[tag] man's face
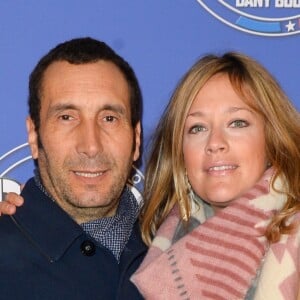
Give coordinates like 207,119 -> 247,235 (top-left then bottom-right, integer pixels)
27,60 -> 141,223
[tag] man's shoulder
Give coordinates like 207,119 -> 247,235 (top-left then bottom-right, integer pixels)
0,177 -> 42,246
0,214 -> 17,233
0,214 -> 29,259
0,177 -> 83,253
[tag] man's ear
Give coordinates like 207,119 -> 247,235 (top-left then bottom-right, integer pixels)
133,122 -> 141,162
26,117 -> 39,159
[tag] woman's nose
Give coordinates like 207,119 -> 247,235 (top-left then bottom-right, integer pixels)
205,128 -> 228,154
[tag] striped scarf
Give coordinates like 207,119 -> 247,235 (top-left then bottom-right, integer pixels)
132,168 -> 300,299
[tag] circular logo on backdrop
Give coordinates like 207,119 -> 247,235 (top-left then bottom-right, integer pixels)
128,165 -> 145,206
0,143 -> 31,201
196,0 -> 300,36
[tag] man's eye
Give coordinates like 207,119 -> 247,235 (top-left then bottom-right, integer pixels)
104,116 -> 116,122
189,125 -> 207,134
230,120 -> 248,128
59,115 -> 73,121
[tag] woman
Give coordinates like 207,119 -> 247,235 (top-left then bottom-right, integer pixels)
1,52 -> 300,299
131,52 -> 300,299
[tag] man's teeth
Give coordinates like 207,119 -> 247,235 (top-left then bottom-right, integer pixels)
75,172 -> 103,178
209,165 -> 236,171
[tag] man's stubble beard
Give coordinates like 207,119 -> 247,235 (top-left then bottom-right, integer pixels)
36,140 -> 133,222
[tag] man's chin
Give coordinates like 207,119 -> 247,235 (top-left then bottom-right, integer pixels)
67,196 -> 110,208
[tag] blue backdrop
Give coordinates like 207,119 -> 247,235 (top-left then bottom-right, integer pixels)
0,1 -> 299,189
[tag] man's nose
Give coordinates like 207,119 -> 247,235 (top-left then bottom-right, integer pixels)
76,119 -> 103,158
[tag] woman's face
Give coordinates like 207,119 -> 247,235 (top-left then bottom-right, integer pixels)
183,74 -> 267,211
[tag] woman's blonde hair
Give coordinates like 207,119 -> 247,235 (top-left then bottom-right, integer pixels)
141,52 -> 300,245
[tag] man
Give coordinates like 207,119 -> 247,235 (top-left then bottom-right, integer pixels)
0,37 -> 147,299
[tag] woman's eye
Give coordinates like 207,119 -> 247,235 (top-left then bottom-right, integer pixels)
230,120 -> 248,128
189,125 -> 207,134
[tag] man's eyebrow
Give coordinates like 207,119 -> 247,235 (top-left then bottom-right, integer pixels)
47,103 -> 126,115
47,103 -> 78,116
101,104 -> 126,115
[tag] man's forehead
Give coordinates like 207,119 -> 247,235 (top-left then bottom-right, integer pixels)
42,60 -> 126,83
39,60 -> 131,116
41,60 -> 129,97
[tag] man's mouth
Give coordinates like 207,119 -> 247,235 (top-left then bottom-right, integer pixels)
74,171 -> 104,178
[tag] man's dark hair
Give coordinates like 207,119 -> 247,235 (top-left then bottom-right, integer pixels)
29,37 -> 142,131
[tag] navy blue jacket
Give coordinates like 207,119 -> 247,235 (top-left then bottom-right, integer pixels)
0,178 -> 147,299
